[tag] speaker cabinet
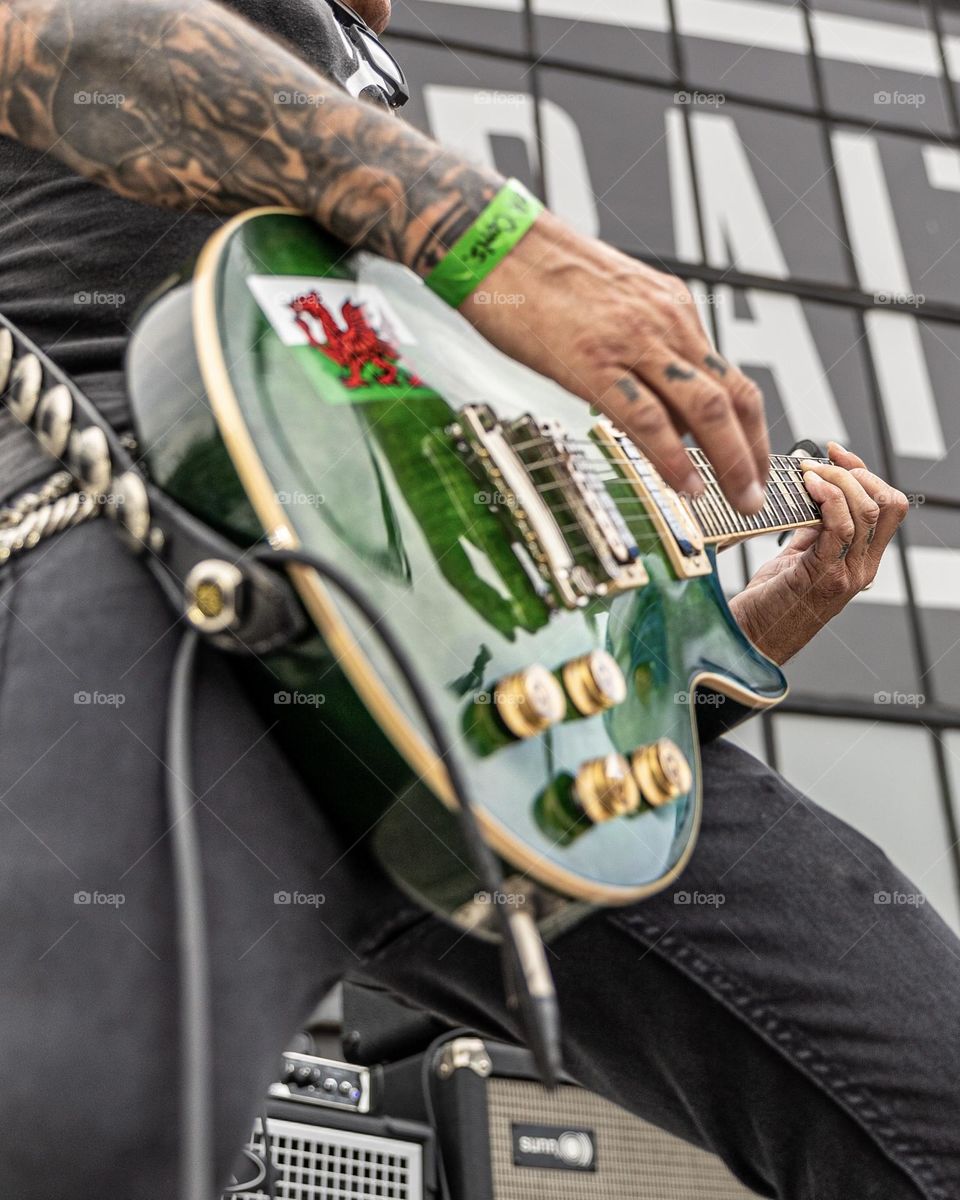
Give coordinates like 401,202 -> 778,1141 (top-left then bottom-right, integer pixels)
381,1037 -> 764,1200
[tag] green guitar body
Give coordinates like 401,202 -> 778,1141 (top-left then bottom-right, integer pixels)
126,209 -> 787,927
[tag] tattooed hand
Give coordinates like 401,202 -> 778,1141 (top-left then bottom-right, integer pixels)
462,212 -> 770,512
729,444 -> 908,664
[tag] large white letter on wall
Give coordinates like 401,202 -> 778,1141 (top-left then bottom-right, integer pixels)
688,111 -> 789,278
422,85 -> 599,236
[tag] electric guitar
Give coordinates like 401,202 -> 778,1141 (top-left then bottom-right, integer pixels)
127,209 -> 825,926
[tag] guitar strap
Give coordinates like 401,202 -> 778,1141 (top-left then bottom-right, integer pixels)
0,311 -> 308,656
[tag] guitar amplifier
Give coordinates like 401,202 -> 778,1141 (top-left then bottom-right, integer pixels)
224,1092 -> 439,1200
381,1037 -> 764,1200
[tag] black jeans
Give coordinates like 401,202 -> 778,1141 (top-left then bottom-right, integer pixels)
0,520 -> 956,1199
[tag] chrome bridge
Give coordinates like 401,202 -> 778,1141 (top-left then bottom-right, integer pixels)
450,404 -> 649,608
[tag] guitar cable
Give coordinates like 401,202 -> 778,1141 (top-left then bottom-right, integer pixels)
165,546 -> 564,1200
252,547 -> 563,1091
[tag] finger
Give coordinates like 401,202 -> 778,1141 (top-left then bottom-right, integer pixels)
702,353 -> 770,484
632,350 -> 765,514
801,471 -> 856,564
826,441 -> 867,472
846,467 -> 909,560
801,460 -> 879,560
596,371 -> 705,499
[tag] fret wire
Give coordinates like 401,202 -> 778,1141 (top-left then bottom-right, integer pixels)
691,461 -> 730,536
692,494 -> 720,537
768,468 -> 794,527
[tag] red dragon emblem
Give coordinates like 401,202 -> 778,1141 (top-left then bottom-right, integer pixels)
289,291 -> 422,390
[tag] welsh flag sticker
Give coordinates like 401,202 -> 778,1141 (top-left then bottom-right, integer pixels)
247,275 -> 437,403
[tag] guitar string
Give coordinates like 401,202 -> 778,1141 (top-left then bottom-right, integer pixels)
514,445 -> 822,530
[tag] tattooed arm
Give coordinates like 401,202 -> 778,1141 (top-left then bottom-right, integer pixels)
0,0 -> 770,512
0,0 -> 498,272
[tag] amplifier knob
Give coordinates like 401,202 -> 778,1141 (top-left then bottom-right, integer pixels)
631,738 -> 692,808
493,665 -> 566,739
574,753 -> 640,823
562,650 -> 627,716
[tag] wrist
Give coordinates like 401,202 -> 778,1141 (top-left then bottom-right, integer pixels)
423,178 -> 547,307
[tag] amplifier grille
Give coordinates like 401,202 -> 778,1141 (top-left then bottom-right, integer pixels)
486,1079 -> 761,1200
229,1116 -> 423,1200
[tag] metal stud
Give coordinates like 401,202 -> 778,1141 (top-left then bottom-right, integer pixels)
107,470 -> 151,551
184,560 -> 245,635
0,329 -> 13,395
7,354 -> 42,424
34,385 -> 73,459
68,425 -> 112,497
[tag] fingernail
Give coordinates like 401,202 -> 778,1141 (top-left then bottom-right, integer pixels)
828,441 -> 848,456
738,481 -> 766,513
682,470 -> 705,498
800,459 -> 821,471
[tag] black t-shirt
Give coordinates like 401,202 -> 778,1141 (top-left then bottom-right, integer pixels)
0,0 -> 391,493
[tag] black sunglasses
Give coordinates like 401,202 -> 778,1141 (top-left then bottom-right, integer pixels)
325,0 -> 410,110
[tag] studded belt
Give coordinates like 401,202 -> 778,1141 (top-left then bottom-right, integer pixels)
0,312 -> 306,655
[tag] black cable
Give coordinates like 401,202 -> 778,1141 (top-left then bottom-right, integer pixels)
165,546 -> 564,1200
166,627 -> 215,1200
252,547 -> 562,1087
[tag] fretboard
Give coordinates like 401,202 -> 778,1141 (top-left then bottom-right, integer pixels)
685,447 -> 825,543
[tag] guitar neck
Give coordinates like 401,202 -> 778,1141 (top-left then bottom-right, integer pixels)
684,447 -> 826,544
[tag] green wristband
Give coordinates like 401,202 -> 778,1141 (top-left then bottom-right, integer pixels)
425,179 -> 544,308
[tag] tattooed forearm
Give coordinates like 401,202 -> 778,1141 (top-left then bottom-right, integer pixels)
0,0 -> 501,272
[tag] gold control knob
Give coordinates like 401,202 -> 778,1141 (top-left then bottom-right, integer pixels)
562,650 -> 628,717
631,738 -> 693,808
574,753 -> 640,824
493,665 -> 566,739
